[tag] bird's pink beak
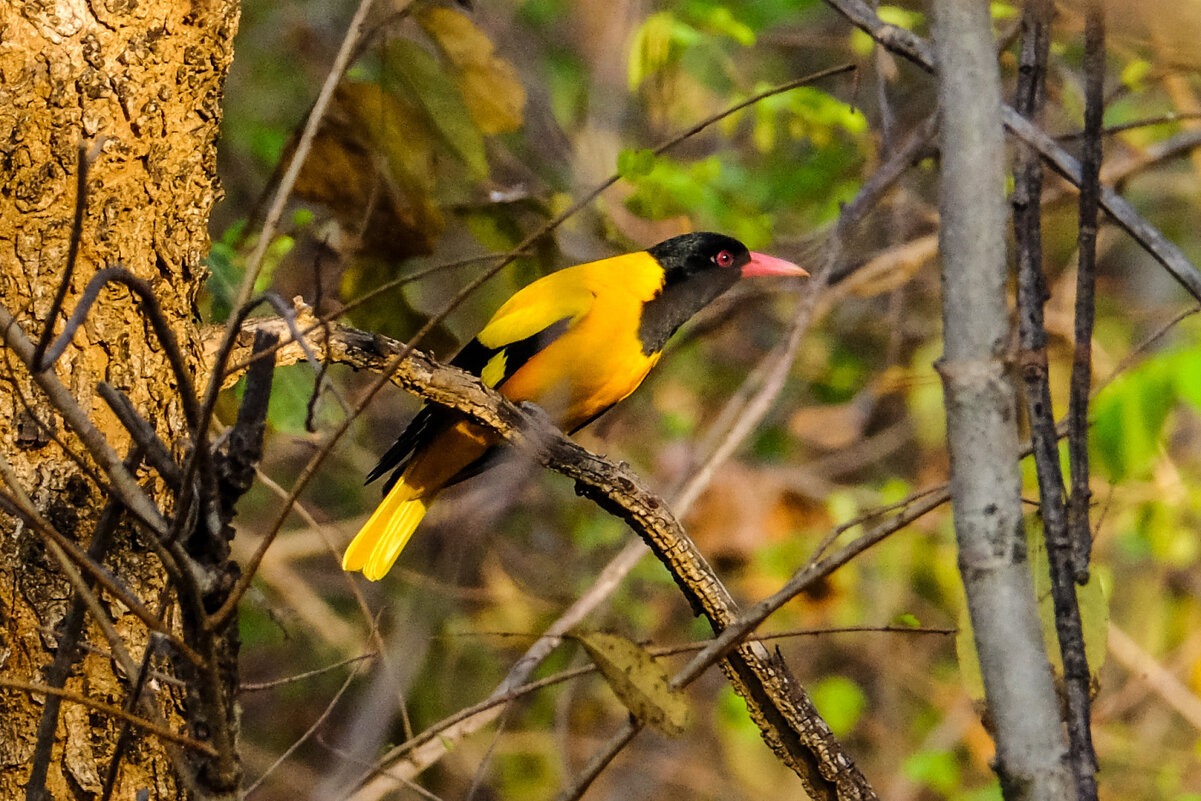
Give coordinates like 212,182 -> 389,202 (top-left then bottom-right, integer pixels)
742,252 -> 809,278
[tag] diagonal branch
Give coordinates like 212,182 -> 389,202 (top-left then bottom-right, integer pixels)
824,0 -> 1201,302
230,312 -> 876,800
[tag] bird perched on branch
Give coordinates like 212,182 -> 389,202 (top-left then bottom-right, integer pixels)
343,232 -> 807,580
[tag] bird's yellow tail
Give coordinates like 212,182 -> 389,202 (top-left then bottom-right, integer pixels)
343,481 -> 432,580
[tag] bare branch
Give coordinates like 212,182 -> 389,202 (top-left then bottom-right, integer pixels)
824,0 -> 1201,302
931,1 -> 1072,797
31,141 -> 93,370
0,678 -> 216,756
0,303 -> 169,535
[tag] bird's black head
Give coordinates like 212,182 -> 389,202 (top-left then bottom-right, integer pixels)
647,232 -> 752,286
637,232 -> 805,355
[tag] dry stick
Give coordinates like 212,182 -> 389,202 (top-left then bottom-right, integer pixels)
824,0 -> 1201,303
25,447 -> 144,801
0,679 -> 216,756
1056,7 -> 1105,799
240,653 -> 378,692
100,635 -> 162,801
0,305 -> 168,534
98,384 -> 182,488
31,141 -> 91,370
208,64 -> 854,632
1013,7 -> 1100,799
1070,6 -> 1104,587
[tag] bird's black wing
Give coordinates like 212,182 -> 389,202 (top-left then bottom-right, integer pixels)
365,318 -> 574,492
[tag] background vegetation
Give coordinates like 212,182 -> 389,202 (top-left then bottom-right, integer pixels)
87,0 -> 1201,797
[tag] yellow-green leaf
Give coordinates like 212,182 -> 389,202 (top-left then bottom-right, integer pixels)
418,7 -> 526,134
575,630 -> 690,737
382,39 -> 489,179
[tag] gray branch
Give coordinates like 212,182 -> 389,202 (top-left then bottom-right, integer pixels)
930,1 -> 1073,799
825,0 -> 1201,302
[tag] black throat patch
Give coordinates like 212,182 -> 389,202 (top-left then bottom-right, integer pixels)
637,267 -> 738,355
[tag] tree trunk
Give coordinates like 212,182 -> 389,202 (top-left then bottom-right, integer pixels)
0,1 -> 239,798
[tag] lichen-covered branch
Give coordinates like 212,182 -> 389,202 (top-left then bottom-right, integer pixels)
220,308 -> 877,800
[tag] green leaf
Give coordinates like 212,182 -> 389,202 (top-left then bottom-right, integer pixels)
903,749 -> 961,794
382,39 -> 489,179
617,148 -> 657,180
692,5 -> 756,46
1092,356 -> 1176,480
1121,58 -> 1153,92
893,612 -> 921,628
574,629 -> 690,736
809,675 -> 866,736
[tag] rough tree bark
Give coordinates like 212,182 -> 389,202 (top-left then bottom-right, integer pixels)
0,1 -> 239,798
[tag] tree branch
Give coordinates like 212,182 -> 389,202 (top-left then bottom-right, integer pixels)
227,308 -> 876,799
931,1 -> 1072,798
824,0 -> 1201,302
1011,3 -> 1100,797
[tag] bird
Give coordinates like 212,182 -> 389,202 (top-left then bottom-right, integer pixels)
343,232 -> 807,580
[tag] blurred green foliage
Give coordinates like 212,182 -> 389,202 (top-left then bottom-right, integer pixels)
215,0 -> 1201,799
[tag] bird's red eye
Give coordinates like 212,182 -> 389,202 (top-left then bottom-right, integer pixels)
714,250 -> 734,268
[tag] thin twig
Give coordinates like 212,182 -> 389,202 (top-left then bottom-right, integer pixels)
1058,7 -> 1105,797
100,635 -> 162,801
31,141 -> 92,370
24,447 -> 145,801
0,678 -> 216,755
0,303 -> 169,534
244,660 -> 366,795
240,653 -> 378,692
824,0 -> 1201,301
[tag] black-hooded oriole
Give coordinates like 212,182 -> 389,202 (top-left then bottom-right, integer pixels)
343,232 -> 806,579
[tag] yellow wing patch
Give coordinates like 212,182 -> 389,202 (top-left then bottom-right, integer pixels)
480,351 -> 507,387
477,267 -> 596,350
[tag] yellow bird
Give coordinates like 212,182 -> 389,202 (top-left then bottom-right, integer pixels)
344,232 -> 806,579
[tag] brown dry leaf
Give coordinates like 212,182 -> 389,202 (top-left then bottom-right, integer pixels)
687,463 -> 804,561
788,402 -> 869,452
574,629 -> 690,737
293,82 -> 444,259
418,7 -> 526,134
